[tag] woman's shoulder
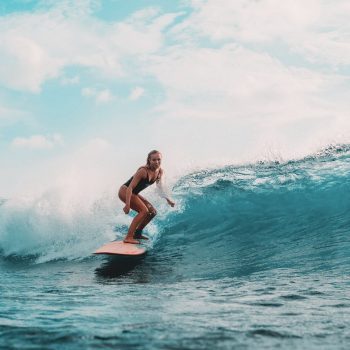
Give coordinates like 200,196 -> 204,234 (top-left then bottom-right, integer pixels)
136,166 -> 148,176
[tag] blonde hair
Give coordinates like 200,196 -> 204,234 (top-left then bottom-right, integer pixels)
147,150 -> 161,166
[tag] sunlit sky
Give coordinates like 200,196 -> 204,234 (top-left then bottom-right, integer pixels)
1,0 -> 350,196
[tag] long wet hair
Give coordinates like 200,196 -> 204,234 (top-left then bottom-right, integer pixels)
147,150 -> 161,167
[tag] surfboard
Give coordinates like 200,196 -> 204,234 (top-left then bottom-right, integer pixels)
93,240 -> 147,256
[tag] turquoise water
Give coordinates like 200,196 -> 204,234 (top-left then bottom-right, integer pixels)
1,146 -> 350,349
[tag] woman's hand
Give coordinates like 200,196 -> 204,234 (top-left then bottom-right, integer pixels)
123,205 -> 130,214
166,198 -> 175,207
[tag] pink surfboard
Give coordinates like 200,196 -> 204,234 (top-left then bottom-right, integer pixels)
93,240 -> 147,256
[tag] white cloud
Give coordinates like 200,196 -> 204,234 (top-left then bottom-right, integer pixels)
11,134 -> 63,150
148,45 -> 344,120
0,35 -> 60,93
81,87 -> 95,97
96,89 -> 114,103
0,3 -> 179,92
61,75 -> 80,85
129,86 -> 145,101
173,0 -> 350,66
113,0 -> 348,165
144,42 -> 350,163
2,0 -> 350,170
81,87 -> 114,103
176,0 -> 320,41
0,104 -> 26,121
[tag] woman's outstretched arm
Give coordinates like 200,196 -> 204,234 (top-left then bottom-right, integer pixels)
156,169 -> 175,207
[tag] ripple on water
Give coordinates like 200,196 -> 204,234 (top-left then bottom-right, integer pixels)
0,325 -> 79,347
249,302 -> 284,307
280,294 -> 308,300
248,329 -> 302,339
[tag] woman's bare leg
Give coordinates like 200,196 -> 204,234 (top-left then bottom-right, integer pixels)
135,195 -> 157,238
124,210 -> 148,243
118,186 -> 149,244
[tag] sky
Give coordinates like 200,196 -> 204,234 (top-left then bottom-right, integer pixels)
1,0 -> 350,197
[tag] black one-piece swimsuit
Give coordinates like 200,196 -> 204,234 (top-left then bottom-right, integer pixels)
123,167 -> 160,194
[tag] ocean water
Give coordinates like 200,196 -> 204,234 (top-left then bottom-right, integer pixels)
1,145 -> 350,349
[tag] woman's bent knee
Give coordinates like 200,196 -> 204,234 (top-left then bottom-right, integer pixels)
139,210 -> 149,218
149,209 -> 157,218
118,185 -> 127,201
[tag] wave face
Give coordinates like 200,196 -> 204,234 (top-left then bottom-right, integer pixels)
1,144 -> 350,275
156,144 -> 350,279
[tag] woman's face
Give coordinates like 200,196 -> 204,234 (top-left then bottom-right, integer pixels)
149,153 -> 162,170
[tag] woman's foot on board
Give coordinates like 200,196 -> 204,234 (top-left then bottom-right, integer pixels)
123,237 -> 140,244
134,229 -> 149,240
135,234 -> 149,240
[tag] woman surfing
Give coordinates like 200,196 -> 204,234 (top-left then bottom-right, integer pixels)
118,150 -> 175,244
